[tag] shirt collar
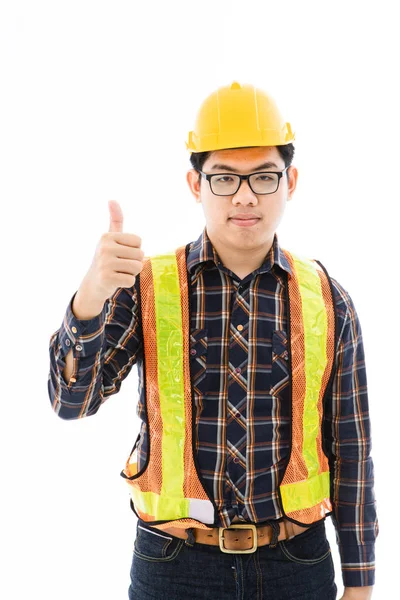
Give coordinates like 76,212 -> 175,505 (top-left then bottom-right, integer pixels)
187,226 -> 292,279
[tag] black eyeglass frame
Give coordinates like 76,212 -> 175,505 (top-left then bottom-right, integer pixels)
198,167 -> 289,196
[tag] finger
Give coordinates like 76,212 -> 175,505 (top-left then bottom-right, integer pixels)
112,232 -> 143,249
113,245 -> 145,260
108,199 -> 124,233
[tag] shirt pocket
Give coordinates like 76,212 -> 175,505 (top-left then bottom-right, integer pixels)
190,327 -> 208,404
270,329 -> 290,396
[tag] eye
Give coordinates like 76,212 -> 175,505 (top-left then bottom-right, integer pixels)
215,175 -> 234,183
255,174 -> 272,181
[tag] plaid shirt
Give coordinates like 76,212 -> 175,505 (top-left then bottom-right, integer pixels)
48,228 -> 379,588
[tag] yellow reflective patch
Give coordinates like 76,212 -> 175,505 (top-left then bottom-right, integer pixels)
152,254 -> 186,511
292,254 -> 328,481
280,471 -> 330,511
130,487 -> 190,521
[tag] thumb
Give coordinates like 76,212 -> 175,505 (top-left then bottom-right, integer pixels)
108,199 -> 123,232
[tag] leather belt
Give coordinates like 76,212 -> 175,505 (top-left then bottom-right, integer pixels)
150,519 -> 311,554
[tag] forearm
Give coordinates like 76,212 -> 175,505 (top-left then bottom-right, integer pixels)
48,284 -> 143,419
324,284 -> 379,588
329,456 -> 378,587
62,348 -> 74,384
61,287 -> 106,384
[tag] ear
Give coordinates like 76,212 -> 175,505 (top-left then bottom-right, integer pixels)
287,165 -> 298,200
187,169 -> 202,203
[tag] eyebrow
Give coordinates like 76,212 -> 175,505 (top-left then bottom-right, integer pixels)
209,161 -> 280,172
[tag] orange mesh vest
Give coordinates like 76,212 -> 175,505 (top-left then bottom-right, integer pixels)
120,244 -> 337,531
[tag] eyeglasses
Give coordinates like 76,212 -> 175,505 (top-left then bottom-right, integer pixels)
198,167 -> 289,196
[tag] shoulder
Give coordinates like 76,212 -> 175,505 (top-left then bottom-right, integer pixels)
315,259 -> 361,344
309,257 -> 351,315
328,275 -> 351,320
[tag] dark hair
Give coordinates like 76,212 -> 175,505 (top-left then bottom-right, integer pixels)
189,143 -> 295,185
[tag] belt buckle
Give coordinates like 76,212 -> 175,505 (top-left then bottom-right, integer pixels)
218,524 -> 257,554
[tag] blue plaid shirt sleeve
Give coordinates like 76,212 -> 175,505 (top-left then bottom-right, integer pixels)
323,282 -> 379,588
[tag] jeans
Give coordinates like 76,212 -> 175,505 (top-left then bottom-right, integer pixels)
128,518 -> 337,600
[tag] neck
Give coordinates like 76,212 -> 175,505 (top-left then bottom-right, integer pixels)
207,230 -> 275,281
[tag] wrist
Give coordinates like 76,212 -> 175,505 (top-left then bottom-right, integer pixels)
73,284 -> 106,320
342,585 -> 373,600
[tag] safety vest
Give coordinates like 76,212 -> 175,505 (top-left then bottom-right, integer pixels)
120,244 -> 337,532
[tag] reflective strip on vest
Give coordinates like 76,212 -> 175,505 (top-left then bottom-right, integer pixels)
120,248 -> 215,530
279,249 -> 334,523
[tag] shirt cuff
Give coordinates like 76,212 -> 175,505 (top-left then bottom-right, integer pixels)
58,290 -> 109,359
339,542 -> 376,588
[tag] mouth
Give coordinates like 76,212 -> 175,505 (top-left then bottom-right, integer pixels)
229,217 -> 261,227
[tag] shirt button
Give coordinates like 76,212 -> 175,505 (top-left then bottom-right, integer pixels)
76,344 -> 83,351
235,367 -> 241,374
233,457 -> 240,463
72,326 -> 77,333
237,324 -> 244,331
190,349 -> 197,356
65,339 -> 71,346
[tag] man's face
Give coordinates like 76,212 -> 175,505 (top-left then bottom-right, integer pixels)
186,146 -> 298,252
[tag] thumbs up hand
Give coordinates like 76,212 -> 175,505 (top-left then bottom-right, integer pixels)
79,200 -> 145,306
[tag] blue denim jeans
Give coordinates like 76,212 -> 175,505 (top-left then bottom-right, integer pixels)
128,518 -> 337,599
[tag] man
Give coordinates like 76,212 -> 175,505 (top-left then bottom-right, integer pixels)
48,81 -> 378,599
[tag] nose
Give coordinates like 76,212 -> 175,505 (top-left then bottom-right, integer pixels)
232,178 -> 258,204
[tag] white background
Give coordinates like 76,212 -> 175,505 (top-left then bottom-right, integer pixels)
1,1 -> 398,598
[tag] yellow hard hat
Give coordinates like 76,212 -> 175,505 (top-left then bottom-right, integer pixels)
186,81 -> 295,153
